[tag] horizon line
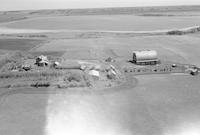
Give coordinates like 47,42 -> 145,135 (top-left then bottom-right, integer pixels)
1,4 -> 200,12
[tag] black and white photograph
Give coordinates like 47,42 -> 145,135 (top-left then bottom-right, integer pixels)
0,0 -> 200,135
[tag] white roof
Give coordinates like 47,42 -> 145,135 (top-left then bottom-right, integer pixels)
39,60 -> 49,63
133,50 -> 158,61
37,55 -> 48,61
89,70 -> 100,77
54,61 -> 60,65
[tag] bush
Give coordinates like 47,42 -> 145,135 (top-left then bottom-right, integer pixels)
30,81 -> 50,88
0,70 -> 62,79
167,30 -> 184,35
65,72 -> 82,82
167,27 -> 200,35
0,67 -> 92,88
0,51 -> 34,70
82,74 -> 92,87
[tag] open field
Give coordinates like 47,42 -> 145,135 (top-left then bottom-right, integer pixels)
35,35 -> 200,66
0,12 -> 27,23
0,39 -> 44,51
1,74 -> 200,135
0,6 -> 200,135
1,5 -> 200,23
45,74 -> 200,135
3,15 -> 200,31
0,88 -> 48,135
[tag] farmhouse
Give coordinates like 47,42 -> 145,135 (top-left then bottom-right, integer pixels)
35,55 -> 49,67
133,50 -> 160,65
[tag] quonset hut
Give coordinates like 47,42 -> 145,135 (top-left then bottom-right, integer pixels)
133,50 -> 160,65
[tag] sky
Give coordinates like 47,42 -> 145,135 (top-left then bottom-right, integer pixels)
1,0 -> 200,11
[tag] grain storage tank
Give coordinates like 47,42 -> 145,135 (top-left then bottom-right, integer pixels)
133,50 -> 159,65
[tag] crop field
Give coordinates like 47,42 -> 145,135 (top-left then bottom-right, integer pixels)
0,88 -> 48,135
0,39 -> 43,51
0,6 -> 200,135
0,13 -> 27,23
45,74 -> 200,135
3,15 -> 200,31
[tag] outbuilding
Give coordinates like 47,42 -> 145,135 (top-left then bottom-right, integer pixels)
38,60 -> 49,67
35,55 -> 49,67
133,50 -> 160,65
89,70 -> 100,80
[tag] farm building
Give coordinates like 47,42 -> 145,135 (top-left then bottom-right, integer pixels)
55,61 -> 81,69
89,70 -> 100,80
133,50 -> 160,65
52,61 -> 60,68
35,55 -> 49,67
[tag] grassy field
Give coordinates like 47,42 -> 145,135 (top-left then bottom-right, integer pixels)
45,74 -> 200,135
3,15 -> 200,31
1,6 -> 200,22
0,39 -> 44,51
0,88 -> 48,135
0,12 -> 27,23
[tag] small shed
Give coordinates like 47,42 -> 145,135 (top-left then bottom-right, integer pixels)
107,69 -> 117,80
52,61 -> 60,68
22,65 -> 31,71
89,70 -> 100,80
